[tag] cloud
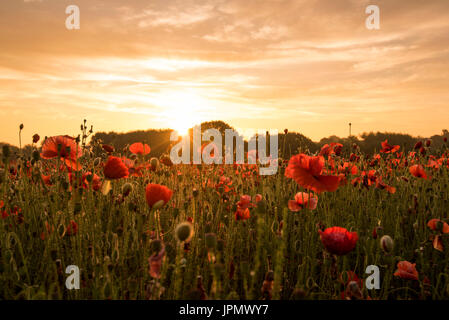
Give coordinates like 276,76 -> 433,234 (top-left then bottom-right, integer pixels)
0,0 -> 449,144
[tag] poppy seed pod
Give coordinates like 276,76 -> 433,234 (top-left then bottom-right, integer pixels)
205,233 -> 217,250
32,134 -> 40,143
380,235 -> 394,253
93,157 -> 102,167
121,183 -> 133,197
32,150 -> 40,162
150,157 -> 159,169
175,222 -> 193,242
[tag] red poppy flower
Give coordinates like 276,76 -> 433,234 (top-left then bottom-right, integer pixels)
235,207 -> 251,221
66,220 -> 78,236
160,155 -> 173,167
102,144 -> 114,153
41,135 -> 83,170
236,195 -> 254,210
394,261 -> 418,281
130,142 -> 151,155
409,164 -> 428,179
103,156 -> 129,179
285,154 -> 340,193
145,184 -> 173,209
380,140 -> 400,153
41,174 -> 53,186
288,192 -> 318,211
319,227 -> 358,255
82,172 -> 102,191
427,219 -> 449,233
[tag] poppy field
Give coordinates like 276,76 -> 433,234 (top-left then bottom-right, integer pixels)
1,125 -> 449,300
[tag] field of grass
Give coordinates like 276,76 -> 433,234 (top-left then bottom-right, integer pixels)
1,128 -> 449,300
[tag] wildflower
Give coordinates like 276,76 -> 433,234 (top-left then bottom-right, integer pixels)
145,184 -> 173,209
409,164 -> 428,179
319,227 -> 358,256
394,261 -> 419,281
129,142 -> 151,155
288,192 -> 318,211
66,220 -> 78,236
102,144 -> 114,153
380,140 -> 400,154
41,135 -> 82,170
234,195 -> 255,221
427,219 -> 449,233
285,154 -> 340,193
103,156 -> 129,179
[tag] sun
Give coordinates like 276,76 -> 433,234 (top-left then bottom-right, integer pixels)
154,89 -> 210,136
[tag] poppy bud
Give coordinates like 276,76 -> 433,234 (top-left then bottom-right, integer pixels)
175,222 -> 193,242
372,226 -> 383,239
380,235 -> 394,253
121,183 -> 133,197
19,124 -> 24,130
420,147 -> 426,156
205,233 -> 217,250
32,134 -> 40,143
284,129 -> 288,134
150,157 -> 159,169
32,150 -> 40,162
93,157 -> 102,166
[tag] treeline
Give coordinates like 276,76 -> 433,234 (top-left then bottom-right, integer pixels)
2,123 -> 448,160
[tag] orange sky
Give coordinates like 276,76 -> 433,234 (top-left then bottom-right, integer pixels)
1,0 -> 449,146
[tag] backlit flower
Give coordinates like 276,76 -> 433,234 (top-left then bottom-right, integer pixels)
285,154 -> 340,194
319,227 -> 358,256
103,156 -> 129,180
145,183 -> 173,209
288,192 -> 318,211
394,261 -> 418,281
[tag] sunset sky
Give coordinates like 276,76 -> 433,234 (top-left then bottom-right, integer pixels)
1,0 -> 449,146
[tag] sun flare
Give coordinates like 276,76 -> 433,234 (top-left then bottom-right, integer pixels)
154,89 -> 210,135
